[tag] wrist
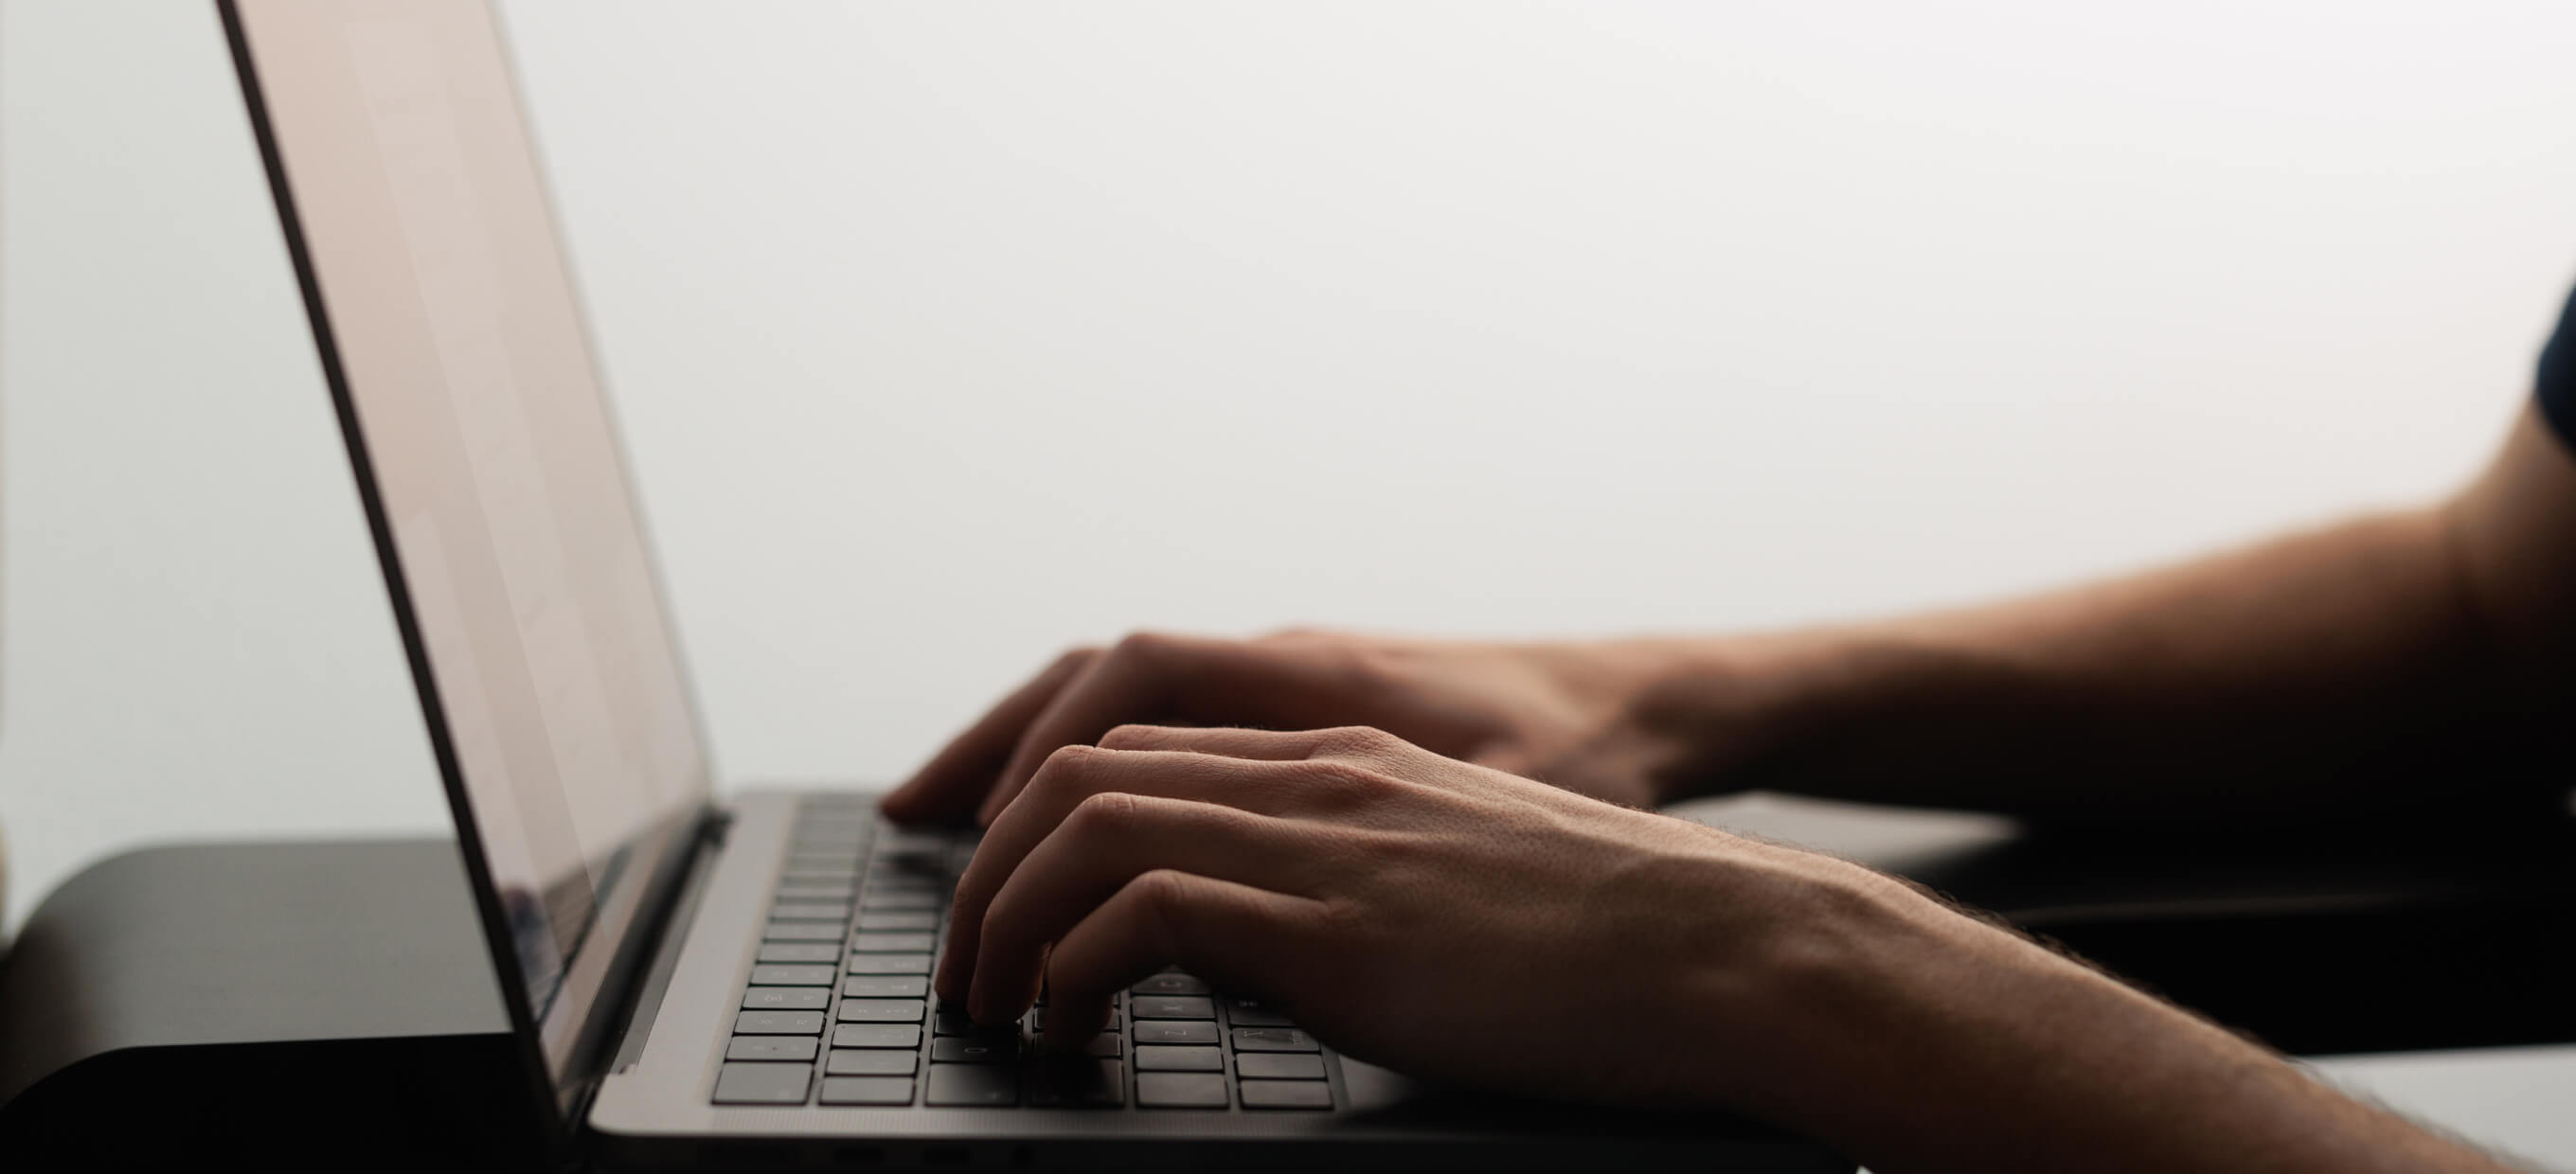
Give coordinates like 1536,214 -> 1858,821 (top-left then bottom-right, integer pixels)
1699,861 -> 2460,1174
1587,634 -> 1816,805
1673,852 -> 1973,1119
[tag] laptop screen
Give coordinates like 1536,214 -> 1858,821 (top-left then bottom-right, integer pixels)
224,0 -> 713,1113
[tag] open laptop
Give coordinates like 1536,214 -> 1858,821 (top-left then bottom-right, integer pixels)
217,2 -> 1845,1168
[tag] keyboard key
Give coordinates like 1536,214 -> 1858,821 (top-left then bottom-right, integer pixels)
850,933 -> 936,953
856,911 -> 938,932
818,1076 -> 916,1106
712,1062 -> 811,1105
749,964 -> 836,987
1136,1072 -> 1228,1109
1131,996 -> 1215,1021
846,952 -> 932,975
788,854 -> 861,874
1033,1009 -> 1121,1034
758,943 -> 839,964
827,1049 -> 919,1076
1240,1079 -> 1333,1110
931,1036 -> 1020,1064
742,987 -> 829,1011
1026,987 -> 1118,1008
777,884 -> 856,901
832,1023 -> 921,1049
783,869 -> 862,885
735,1010 -> 827,1035
1027,1058 -> 1124,1107
1131,1021 -> 1218,1046
794,823 -> 869,840
1225,998 -> 1297,1027
1236,1052 -> 1327,1080
876,829 -> 953,853
1231,1027 -> 1319,1052
843,975 -> 928,999
772,902 -> 853,921
1131,973 -> 1210,997
726,1036 -> 819,1061
1029,1033 -> 1123,1058
924,1064 -> 1019,1107
936,1008 -> 1019,1037
860,891 -> 939,911
1133,1045 -> 1223,1073
837,999 -> 927,1023
865,871 -> 943,893
764,921 -> 846,941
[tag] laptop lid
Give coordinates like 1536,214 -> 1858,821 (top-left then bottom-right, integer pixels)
218,0 -> 717,1132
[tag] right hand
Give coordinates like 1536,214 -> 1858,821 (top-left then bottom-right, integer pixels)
880,630 -> 1690,827
933,723 -> 1925,1115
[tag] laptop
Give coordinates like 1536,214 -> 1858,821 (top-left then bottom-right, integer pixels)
217,2 -> 1846,1168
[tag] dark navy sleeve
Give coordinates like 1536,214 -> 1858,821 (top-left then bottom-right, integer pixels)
2542,286 -> 2576,452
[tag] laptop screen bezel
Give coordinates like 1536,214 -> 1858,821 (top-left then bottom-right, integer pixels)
214,0 -> 720,1137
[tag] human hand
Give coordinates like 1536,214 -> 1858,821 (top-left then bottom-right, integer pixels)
931,722 -> 1934,1113
882,631 -> 1690,828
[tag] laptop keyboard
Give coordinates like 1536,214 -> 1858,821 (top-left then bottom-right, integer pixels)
711,795 -> 1338,1112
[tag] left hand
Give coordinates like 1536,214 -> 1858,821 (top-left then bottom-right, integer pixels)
934,721 -> 1933,1112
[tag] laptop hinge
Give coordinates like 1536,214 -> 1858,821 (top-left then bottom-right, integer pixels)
566,808 -> 735,1124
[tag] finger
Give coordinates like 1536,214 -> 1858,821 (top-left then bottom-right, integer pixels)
880,648 -> 1096,824
976,632 -> 1354,827
964,792 -> 1329,1022
1104,722 -> 1430,776
939,746 -> 1358,1002
1094,722 -> 1331,758
1038,870 -> 1326,1051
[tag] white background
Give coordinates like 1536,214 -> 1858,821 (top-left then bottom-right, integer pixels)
4,0 -> 2575,1159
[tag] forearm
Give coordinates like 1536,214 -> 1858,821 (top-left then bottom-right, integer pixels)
1616,506 -> 2536,817
1718,872 -> 2523,1174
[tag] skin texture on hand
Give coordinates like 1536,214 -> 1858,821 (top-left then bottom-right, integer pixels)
931,724 -> 2529,1174
934,721 -> 1906,1109
880,631 -> 1693,827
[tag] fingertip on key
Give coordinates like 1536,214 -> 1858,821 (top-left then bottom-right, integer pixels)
877,781 -> 935,823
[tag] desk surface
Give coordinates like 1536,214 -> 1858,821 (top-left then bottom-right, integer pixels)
2307,1045 -> 2576,1168
1849,1046 -> 2576,1174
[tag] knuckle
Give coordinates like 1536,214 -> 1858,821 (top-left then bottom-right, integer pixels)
1027,744 -> 1106,804
1097,723 -> 1165,751
1295,758 -> 1398,807
1063,790 -> 1140,837
1122,870 -> 1193,951
1125,868 -> 1200,934
1110,630 -> 1179,664
1315,724 -> 1403,757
